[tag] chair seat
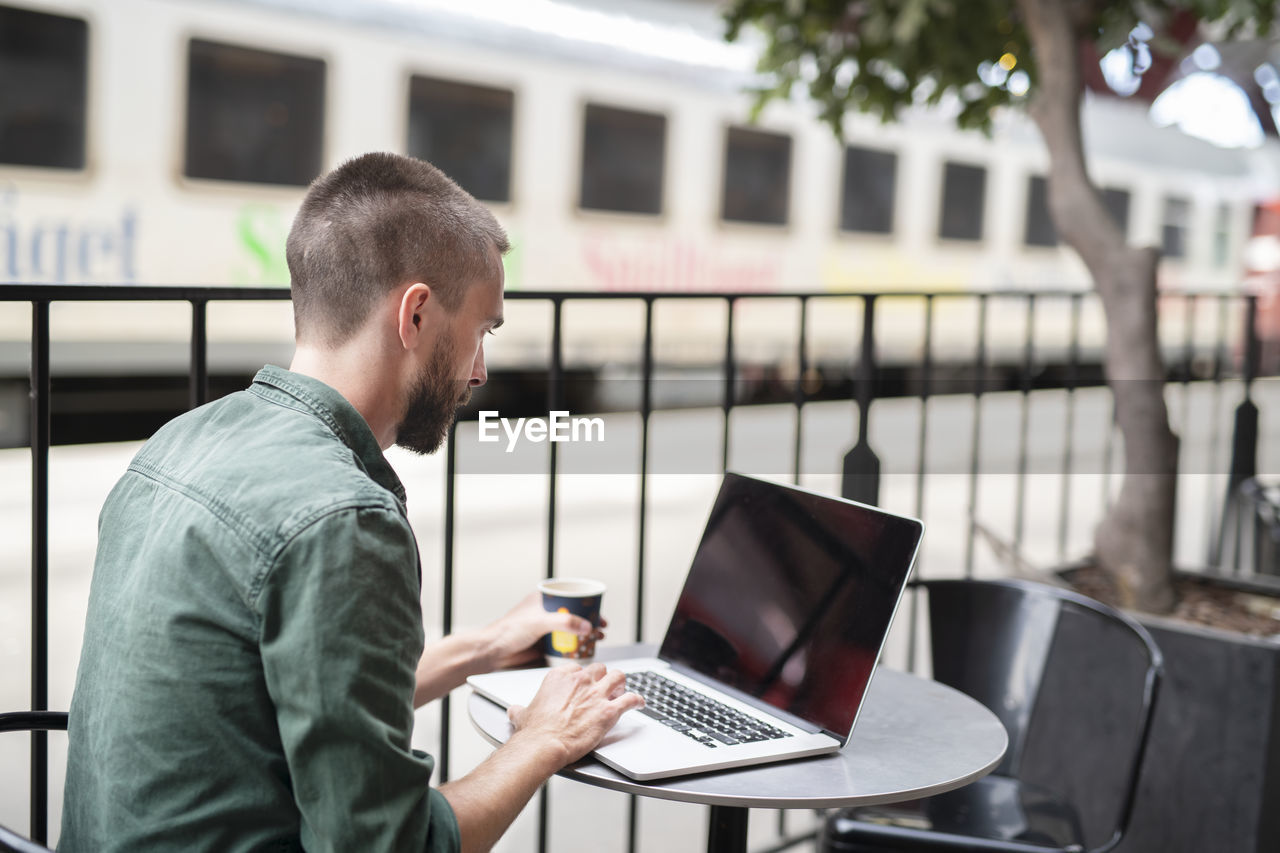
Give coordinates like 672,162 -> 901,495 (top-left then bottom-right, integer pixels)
821,774 -> 1087,852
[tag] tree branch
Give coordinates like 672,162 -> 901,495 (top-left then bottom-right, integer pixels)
1017,0 -> 1124,268
1064,0 -> 1107,30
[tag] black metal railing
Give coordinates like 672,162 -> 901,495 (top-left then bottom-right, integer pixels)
2,283 -> 1271,851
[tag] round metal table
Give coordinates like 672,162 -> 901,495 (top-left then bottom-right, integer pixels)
467,650 -> 1008,853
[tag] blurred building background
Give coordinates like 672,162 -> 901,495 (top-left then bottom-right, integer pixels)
2,1 -> 1279,850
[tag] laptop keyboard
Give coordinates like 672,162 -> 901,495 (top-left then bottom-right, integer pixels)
626,671 -> 793,749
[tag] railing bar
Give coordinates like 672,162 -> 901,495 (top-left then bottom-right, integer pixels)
189,299 -> 209,410
439,424 -> 458,783
627,297 -> 655,853
1184,292 -> 1199,377
1058,294 -> 1082,561
1225,296 -> 1262,574
1213,294 -> 1229,385
1013,295 -> 1035,561
908,294 -> 934,674
856,297 -> 875,457
542,285 -> 1263,299
1179,294 -> 1196,457
30,300 -> 50,844
628,798 -> 640,853
0,285 -> 293,302
964,294 -> 989,578
722,297 -> 736,474
537,787 -> 550,853
539,298 -> 565,853
1204,295 -> 1230,560
1,283 -> 1244,303
1180,294 -> 1203,558
914,295 -> 934,527
792,296 -> 809,485
1212,292 -> 1230,463
547,298 -> 564,580
635,297 -> 654,643
1099,289 -> 1118,511
841,296 -> 880,506
1243,294 -> 1259,395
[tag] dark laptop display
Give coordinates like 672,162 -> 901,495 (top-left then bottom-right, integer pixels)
658,473 -> 923,739
469,472 -> 924,780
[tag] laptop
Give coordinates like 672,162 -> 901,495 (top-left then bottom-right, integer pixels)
467,472 -> 924,781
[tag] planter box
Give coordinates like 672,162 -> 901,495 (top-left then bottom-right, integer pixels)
1118,614 -> 1280,852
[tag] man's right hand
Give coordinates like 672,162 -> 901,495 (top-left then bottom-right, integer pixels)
506,663 -> 645,766
441,664 -> 644,852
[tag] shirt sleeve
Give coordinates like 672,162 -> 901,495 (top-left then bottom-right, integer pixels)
255,504 -> 460,853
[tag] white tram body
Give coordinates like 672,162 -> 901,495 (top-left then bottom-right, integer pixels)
0,0 -> 1273,374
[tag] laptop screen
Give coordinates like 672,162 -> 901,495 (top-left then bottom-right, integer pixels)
658,473 -> 922,738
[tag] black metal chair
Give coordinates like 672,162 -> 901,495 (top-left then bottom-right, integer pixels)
820,578 -> 1163,853
0,711 -> 68,853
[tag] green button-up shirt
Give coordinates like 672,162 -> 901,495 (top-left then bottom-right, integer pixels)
60,366 -> 459,853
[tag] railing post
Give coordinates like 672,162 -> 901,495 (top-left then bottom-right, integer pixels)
634,297 -> 654,643
908,294 -> 935,674
538,297 -> 565,853
1013,294 -> 1036,561
842,295 -> 879,506
722,296 -> 736,473
708,806 -> 748,852
1212,295 -> 1260,569
628,297 -> 655,853
965,294 -> 990,577
439,425 -> 457,782
29,300 -> 51,844
1058,293 -> 1083,562
792,296 -> 810,482
189,299 -> 209,410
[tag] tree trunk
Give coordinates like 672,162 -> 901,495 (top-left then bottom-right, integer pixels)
1018,0 -> 1178,612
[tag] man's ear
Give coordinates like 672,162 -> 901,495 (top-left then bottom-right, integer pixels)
397,283 -> 432,350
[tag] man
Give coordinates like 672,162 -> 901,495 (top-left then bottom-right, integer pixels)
61,152 -> 643,852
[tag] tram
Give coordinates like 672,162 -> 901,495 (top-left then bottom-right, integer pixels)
0,0 -> 1272,445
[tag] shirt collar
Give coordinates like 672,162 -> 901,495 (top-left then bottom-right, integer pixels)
250,365 -> 408,506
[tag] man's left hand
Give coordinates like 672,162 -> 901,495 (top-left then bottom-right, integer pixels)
480,591 -> 606,671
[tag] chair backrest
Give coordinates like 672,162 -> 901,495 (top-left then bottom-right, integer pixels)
0,712 -> 68,853
917,578 -> 1163,853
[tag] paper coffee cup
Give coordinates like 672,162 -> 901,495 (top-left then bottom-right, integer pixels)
539,578 -> 605,664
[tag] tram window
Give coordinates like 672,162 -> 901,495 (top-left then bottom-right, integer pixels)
721,126 -> 790,225
1102,187 -> 1131,239
938,161 -> 986,241
408,76 -> 513,203
0,6 -> 87,169
579,103 -> 665,214
185,39 -> 325,187
840,145 -> 896,234
1024,175 -> 1057,247
1162,196 -> 1191,259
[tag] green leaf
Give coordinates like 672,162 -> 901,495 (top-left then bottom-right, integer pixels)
891,0 -> 932,45
722,0 -> 1278,145
1095,6 -> 1140,54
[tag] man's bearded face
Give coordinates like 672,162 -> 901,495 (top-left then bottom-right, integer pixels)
395,332 -> 472,455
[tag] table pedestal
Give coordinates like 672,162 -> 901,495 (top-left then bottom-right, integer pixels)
708,805 -> 748,850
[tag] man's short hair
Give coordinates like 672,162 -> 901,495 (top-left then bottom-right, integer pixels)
287,152 -> 510,346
